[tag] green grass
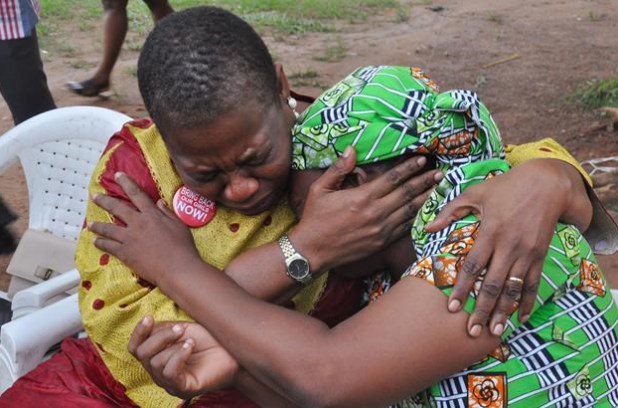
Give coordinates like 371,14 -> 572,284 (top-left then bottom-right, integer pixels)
288,69 -> 323,87
588,10 -> 604,22
313,37 -> 347,62
485,11 -> 504,24
39,0 -> 399,39
36,0 -> 400,74
572,76 -> 618,109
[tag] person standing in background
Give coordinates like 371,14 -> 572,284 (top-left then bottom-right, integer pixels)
66,0 -> 173,97
1,0 -> 56,322
0,0 -> 55,125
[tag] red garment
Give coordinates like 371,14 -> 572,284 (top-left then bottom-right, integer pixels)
0,338 -> 137,408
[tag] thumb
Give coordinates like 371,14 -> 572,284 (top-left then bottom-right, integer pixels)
157,199 -> 180,221
313,146 -> 357,192
426,194 -> 477,232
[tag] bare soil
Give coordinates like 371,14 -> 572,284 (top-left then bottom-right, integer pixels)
1,0 -> 617,290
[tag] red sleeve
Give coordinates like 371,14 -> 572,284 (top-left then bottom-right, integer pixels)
99,120 -> 161,204
97,120 -> 162,224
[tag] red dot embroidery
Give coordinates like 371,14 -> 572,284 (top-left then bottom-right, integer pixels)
262,216 -> 272,226
99,254 -> 110,266
82,280 -> 92,290
539,147 -> 553,152
229,223 -> 240,233
93,299 -> 105,310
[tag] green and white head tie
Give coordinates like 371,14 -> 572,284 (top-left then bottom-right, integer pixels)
291,66 -> 505,171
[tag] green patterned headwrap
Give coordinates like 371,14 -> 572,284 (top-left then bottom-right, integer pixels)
291,66 -> 504,171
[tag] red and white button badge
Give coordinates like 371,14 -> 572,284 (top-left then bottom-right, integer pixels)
173,186 -> 217,228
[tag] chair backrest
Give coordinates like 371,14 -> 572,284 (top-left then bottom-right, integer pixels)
0,107 -> 131,241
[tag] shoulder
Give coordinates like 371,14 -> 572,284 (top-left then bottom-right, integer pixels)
96,118 -> 161,203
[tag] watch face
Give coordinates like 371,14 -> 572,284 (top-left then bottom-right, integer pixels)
289,258 -> 310,279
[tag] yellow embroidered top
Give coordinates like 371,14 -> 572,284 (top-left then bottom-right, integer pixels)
77,120 -> 329,407
76,119 -> 591,407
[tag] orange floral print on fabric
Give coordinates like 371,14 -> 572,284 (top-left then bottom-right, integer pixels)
436,130 -> 474,155
406,256 -> 434,285
577,259 -> 606,297
411,67 -> 439,92
445,223 -> 479,245
433,256 -> 458,287
489,342 -> 511,363
467,373 -> 507,408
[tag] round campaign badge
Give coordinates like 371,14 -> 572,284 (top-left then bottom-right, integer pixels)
172,186 -> 217,228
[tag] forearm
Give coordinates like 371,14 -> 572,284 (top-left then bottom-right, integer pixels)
223,240 -> 301,303
161,265 -> 498,407
160,259 -> 334,406
539,158 -> 593,232
236,371 -> 300,408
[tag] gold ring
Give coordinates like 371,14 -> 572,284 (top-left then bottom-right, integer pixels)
508,276 -> 524,285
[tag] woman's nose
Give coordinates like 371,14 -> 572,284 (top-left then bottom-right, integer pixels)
222,173 -> 259,204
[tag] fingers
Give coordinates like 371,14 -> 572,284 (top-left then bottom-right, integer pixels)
161,339 -> 194,380
134,323 -> 187,365
368,156 -> 433,198
488,259 -> 527,336
385,188 -> 433,234
466,249 -> 515,338
518,259 -> 543,323
310,147 -> 357,193
426,190 -> 477,233
92,193 -> 138,224
380,168 -> 442,214
129,315 -> 155,356
89,221 -> 125,243
156,199 -> 179,221
114,172 -> 158,213
448,226 -> 493,315
93,237 -> 123,257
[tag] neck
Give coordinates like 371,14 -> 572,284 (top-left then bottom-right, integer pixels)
381,236 -> 416,280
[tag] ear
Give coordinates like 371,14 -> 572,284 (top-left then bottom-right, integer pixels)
345,167 -> 370,188
275,63 -> 292,101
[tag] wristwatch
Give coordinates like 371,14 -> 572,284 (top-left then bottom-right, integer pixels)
278,234 -> 312,285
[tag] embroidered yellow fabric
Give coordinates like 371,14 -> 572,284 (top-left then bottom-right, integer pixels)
505,137 -> 592,186
77,123 -> 327,408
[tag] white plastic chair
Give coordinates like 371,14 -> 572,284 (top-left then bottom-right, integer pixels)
0,107 -> 130,393
0,106 -> 130,301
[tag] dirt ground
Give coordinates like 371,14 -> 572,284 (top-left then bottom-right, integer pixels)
1,0 -> 617,290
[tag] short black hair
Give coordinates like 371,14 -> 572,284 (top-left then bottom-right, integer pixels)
138,6 -> 279,135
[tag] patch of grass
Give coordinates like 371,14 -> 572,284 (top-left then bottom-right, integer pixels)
313,37 -> 347,62
124,39 -> 144,52
288,70 -> 319,80
289,69 -> 321,87
485,11 -> 504,24
38,0 -> 399,39
395,5 -> 410,22
68,59 -> 95,69
244,12 -> 335,34
572,76 -> 618,109
125,65 -> 138,77
588,10 -> 604,22
58,43 -> 76,57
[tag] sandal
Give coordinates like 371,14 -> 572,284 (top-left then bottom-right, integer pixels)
66,79 -> 110,97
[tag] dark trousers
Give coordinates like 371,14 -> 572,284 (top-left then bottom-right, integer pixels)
0,196 -> 16,255
0,29 -> 55,125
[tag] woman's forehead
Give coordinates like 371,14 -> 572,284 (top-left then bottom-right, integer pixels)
168,109 -> 276,167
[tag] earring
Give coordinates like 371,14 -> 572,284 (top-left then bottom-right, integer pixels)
288,96 -> 299,120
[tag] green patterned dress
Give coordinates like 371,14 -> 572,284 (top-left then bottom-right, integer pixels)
292,65 -> 618,407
